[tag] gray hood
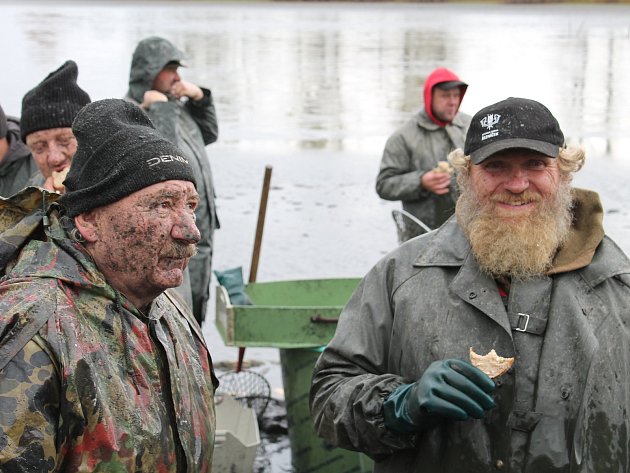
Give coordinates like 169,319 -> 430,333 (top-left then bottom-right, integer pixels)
127,36 -> 185,103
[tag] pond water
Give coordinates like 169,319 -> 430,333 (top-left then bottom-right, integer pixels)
2,2 -> 630,471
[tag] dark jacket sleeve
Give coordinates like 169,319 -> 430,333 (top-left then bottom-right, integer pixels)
375,131 -> 427,202
185,88 -> 218,146
310,261 -> 418,460
570,275 -> 630,471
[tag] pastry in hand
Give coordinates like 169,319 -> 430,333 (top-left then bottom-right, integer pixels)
469,347 -> 514,379
433,161 -> 454,175
52,167 -> 70,191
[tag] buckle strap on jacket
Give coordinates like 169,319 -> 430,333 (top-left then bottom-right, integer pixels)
508,410 -> 543,432
508,312 -> 548,335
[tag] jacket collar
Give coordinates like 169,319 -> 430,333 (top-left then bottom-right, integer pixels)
416,108 -> 468,133
548,187 -> 603,275
412,215 -> 469,268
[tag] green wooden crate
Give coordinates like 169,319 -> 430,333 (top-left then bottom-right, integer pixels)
214,277 -> 374,473
215,278 -> 361,349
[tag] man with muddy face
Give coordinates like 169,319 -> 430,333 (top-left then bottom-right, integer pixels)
0,99 -> 218,471
75,180 -> 200,312
311,98 -> 630,472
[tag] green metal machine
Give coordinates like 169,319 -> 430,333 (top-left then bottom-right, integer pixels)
216,277 -> 374,473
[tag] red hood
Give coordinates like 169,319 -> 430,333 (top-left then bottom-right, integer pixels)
423,67 -> 468,127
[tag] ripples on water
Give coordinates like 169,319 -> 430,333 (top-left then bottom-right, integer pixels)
3,3 -> 630,157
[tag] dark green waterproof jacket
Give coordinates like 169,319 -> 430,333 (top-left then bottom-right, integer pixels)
0,117 -> 38,197
311,188 -> 630,473
0,189 -> 218,472
126,36 -> 219,324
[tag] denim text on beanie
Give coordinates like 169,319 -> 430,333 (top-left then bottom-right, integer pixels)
59,98 -> 196,217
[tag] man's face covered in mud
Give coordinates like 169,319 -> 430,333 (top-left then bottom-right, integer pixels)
77,180 -> 200,309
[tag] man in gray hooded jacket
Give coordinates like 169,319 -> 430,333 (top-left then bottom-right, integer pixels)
311,97 -> 630,472
126,36 -> 219,325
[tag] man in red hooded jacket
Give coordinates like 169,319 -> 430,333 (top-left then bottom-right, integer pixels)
376,67 -> 471,236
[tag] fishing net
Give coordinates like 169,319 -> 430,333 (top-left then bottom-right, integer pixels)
391,209 -> 432,244
216,370 -> 271,419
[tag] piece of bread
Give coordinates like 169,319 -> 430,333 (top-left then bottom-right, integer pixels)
433,161 -> 454,175
469,347 -> 514,378
52,168 -> 70,190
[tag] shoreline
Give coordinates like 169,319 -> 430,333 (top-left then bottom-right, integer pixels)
4,0 -> 630,3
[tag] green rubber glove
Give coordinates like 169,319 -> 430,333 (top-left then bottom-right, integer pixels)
213,266 -> 252,306
383,359 -> 496,434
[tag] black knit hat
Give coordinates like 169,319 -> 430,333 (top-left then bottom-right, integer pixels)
0,104 -> 7,139
465,97 -> 565,164
59,99 -> 196,217
20,60 -> 91,141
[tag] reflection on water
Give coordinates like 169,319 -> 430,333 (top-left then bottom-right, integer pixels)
2,3 -> 630,160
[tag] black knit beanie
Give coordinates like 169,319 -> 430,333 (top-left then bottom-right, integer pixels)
59,99 -> 197,217
0,104 -> 7,139
20,60 -> 91,141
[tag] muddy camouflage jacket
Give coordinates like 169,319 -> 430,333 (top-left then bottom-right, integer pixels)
311,188 -> 630,473
0,191 -> 218,472
126,36 -> 219,324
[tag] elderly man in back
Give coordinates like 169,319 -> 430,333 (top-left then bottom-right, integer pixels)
0,99 -> 217,472
126,36 -> 219,325
311,97 -> 630,472
20,60 -> 91,193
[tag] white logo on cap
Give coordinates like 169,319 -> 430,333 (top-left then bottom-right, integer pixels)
480,113 -> 501,141
146,155 -> 189,167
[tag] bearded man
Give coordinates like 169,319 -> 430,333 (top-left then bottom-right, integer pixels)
310,97 -> 630,473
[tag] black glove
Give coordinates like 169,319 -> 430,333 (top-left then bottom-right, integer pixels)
383,359 -> 496,433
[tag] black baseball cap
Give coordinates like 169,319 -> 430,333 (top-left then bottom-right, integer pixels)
464,97 -> 565,164
435,80 -> 467,90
